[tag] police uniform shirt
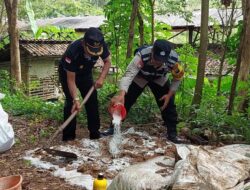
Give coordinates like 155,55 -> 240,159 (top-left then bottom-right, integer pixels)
120,46 -> 183,93
60,39 -> 110,75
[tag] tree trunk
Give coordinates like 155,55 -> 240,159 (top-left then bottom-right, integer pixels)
191,0 -> 209,107
149,0 -> 155,44
242,0 -> 246,16
217,1 -> 236,95
237,0 -> 250,113
0,1 -> 6,34
126,0 -> 139,58
137,7 -> 144,46
227,5 -> 248,115
4,0 -> 21,87
227,34 -> 244,115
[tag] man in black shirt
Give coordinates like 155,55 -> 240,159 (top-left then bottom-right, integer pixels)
58,27 -> 111,141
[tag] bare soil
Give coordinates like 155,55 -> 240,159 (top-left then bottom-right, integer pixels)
0,115 -> 170,190
0,115 -> 88,190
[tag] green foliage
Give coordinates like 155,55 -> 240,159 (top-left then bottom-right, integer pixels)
0,71 -> 64,121
156,0 -> 193,22
23,160 -> 32,167
102,0 -> 133,69
176,44 -> 198,76
26,0 -> 38,35
0,37 -> 10,50
2,93 -> 64,121
29,134 -> 37,144
226,20 -> 243,65
154,22 -> 172,39
34,26 -> 79,40
178,77 -> 250,142
192,96 -> 228,128
175,44 -> 198,118
0,70 -> 11,92
173,68 -> 250,143
191,96 -> 250,142
40,127 -> 54,138
102,0 -> 172,72
18,0 -> 104,19
15,138 -> 21,146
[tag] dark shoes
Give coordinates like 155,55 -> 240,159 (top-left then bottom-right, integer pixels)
167,135 -> 186,144
62,136 -> 76,142
101,127 -> 114,136
89,131 -> 103,140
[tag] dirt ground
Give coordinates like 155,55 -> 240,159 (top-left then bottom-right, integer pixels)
0,115 -> 90,190
0,115 -> 169,190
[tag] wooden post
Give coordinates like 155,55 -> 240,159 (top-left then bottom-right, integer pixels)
189,26 -> 194,45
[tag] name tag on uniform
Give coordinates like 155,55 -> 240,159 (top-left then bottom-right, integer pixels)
79,65 -> 84,69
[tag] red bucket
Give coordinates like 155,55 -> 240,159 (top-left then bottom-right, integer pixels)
109,103 -> 127,120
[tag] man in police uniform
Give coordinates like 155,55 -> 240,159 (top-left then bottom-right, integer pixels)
59,27 -> 111,141
103,39 -> 184,143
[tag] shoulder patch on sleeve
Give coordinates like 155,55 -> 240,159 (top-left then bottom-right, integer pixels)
65,57 -> 71,64
171,63 -> 184,80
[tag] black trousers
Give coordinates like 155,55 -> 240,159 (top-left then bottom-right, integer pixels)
124,80 -> 178,137
59,65 -> 100,140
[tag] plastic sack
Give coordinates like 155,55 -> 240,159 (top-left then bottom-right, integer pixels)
108,156 -> 175,190
0,93 -> 14,153
108,144 -> 250,190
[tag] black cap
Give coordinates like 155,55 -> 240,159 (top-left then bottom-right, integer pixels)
97,173 -> 104,180
84,27 -> 104,56
153,39 -> 171,62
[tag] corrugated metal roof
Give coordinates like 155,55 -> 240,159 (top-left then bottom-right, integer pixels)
20,40 -> 71,57
156,8 -> 242,28
19,9 -> 243,32
20,16 -> 105,31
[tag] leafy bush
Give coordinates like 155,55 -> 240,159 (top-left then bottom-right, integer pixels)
189,95 -> 250,142
0,71 -> 63,121
226,20 -> 243,65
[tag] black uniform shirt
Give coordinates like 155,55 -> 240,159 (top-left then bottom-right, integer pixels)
60,39 -> 110,75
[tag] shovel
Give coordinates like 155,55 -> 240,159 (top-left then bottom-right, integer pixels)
42,86 -> 95,159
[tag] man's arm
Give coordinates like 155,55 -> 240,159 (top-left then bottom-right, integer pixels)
66,70 -> 81,113
160,62 -> 184,110
95,56 -> 111,89
169,62 -> 184,91
119,55 -> 142,93
111,55 -> 142,105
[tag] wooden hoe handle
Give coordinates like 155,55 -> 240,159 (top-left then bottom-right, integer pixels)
47,86 -> 95,146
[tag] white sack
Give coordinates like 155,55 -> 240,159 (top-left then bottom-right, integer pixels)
170,145 -> 250,190
108,156 -> 175,190
108,144 -> 250,190
0,93 -> 14,153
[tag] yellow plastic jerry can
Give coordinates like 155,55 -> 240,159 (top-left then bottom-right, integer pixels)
93,173 -> 107,190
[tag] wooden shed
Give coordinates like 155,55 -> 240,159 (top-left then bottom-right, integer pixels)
0,39 -> 71,100
0,39 -> 117,100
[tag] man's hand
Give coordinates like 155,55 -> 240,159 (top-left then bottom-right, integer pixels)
159,94 -> 171,111
159,90 -> 175,111
95,78 -> 104,89
110,95 -> 125,106
71,100 -> 81,113
109,90 -> 126,111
